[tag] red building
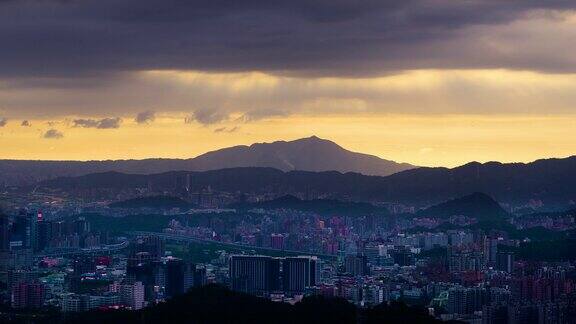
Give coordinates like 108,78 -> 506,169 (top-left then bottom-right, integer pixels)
12,281 -> 45,309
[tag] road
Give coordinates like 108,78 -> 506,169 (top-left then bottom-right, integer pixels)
38,240 -> 129,257
129,231 -> 338,260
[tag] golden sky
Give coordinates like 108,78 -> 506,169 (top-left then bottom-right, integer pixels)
1,112 -> 575,167
2,68 -> 576,167
2,5 -> 576,167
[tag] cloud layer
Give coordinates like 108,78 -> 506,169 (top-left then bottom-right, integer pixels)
73,117 -> 122,129
0,0 -> 575,78
43,129 -> 64,139
135,110 -> 156,124
5,69 -> 576,124
0,1 -> 576,124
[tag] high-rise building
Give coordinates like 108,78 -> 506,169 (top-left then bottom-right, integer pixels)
120,281 -> 145,310
282,256 -> 317,294
11,281 -> 46,309
164,258 -> 185,298
345,254 -> 369,276
447,286 -> 487,315
229,255 -> 280,296
8,269 -> 44,288
390,246 -> 413,267
448,248 -> 484,273
183,262 -> 207,291
74,217 -> 90,236
130,236 -> 165,261
62,294 -> 82,312
73,256 -> 96,275
127,258 -> 156,301
507,304 -> 539,324
10,214 -> 32,250
194,266 -> 207,288
363,243 -> 382,267
36,218 -> 51,252
1,248 -> 33,270
496,251 -> 515,273
482,304 -> 508,324
184,262 -> 196,291
270,234 -> 285,250
0,214 -> 10,251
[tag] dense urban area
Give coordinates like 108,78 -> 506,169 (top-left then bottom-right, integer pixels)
1,172 -> 576,324
3,0 -> 576,322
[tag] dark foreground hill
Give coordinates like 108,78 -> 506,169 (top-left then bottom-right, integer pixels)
10,285 -> 444,324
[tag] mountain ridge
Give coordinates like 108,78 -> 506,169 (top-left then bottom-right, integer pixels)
40,154 -> 576,210
0,136 -> 415,185
186,136 -> 414,175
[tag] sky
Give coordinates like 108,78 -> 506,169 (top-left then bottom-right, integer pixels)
1,0 -> 576,167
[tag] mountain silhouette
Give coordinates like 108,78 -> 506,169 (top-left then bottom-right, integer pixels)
0,136 -> 414,185
40,155 -> 576,210
186,136 -> 415,176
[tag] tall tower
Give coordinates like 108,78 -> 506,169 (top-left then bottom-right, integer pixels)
229,255 -> 280,296
282,256 -> 317,294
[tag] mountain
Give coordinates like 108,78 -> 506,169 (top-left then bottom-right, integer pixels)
379,157 -> 576,208
40,155 -> 576,209
417,192 -> 509,220
0,136 -> 415,185
187,136 -> 415,176
413,192 -> 514,232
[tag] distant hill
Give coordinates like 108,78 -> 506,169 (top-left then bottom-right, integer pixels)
381,157 -> 576,208
415,192 -> 512,231
108,196 -> 196,209
232,195 -> 388,216
0,136 -> 415,185
187,136 -> 415,176
40,155 -> 576,209
417,192 -> 509,220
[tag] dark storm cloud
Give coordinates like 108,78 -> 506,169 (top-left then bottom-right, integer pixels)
21,120 -> 31,127
43,129 -> 64,139
73,117 -> 122,129
0,0 -> 575,78
185,109 -> 229,125
0,118 -> 7,127
135,110 -> 156,124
